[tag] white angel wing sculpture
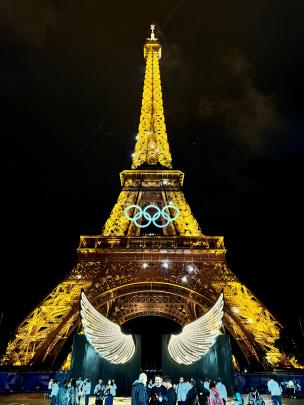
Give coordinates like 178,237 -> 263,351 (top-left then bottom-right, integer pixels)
168,292 -> 224,364
80,292 -> 135,364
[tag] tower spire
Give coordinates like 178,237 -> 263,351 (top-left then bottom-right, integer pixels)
132,25 -> 172,169
150,23 -> 155,40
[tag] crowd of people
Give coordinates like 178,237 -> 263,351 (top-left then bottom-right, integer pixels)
131,374 -> 291,405
46,377 -> 117,405
46,373 -> 295,405
131,373 -> 228,405
280,379 -> 302,398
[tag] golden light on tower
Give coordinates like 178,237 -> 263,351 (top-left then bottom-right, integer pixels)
1,25 -> 302,371
132,23 -> 172,169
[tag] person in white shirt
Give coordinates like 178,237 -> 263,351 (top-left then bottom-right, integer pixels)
47,378 -> 54,399
50,379 -> 59,405
76,377 -> 85,405
203,378 -> 210,392
83,378 -> 92,405
175,376 -> 190,405
267,378 -> 282,405
110,379 -> 117,400
216,379 -> 227,405
185,380 -> 192,395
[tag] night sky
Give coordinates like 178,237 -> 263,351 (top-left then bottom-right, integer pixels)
1,1 -> 304,359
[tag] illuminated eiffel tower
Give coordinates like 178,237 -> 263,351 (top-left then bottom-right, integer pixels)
2,26 -> 299,370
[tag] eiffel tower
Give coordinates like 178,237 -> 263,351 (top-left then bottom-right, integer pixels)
2,26 -> 298,371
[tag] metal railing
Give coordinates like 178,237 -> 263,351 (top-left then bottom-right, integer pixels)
78,235 -> 225,250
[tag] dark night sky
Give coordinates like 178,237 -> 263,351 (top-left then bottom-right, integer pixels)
1,1 -> 304,354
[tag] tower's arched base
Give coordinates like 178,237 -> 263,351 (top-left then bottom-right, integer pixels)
69,333 -> 233,396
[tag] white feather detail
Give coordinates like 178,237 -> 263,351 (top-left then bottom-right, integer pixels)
80,292 -> 135,364
168,292 -> 224,364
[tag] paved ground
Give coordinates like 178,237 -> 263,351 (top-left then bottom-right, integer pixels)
0,395 -> 130,405
0,396 -> 303,405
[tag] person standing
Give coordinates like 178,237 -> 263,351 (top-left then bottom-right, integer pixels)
185,380 -> 192,394
209,380 -> 224,405
131,372 -> 148,405
67,378 -> 79,405
185,379 -> 197,405
295,381 -> 301,397
76,378 -> 84,405
163,377 -> 177,405
47,378 -> 54,399
104,380 -> 113,405
83,378 -> 92,405
110,379 -> 117,404
149,376 -> 166,405
232,388 -> 243,405
216,379 -> 227,405
58,379 -> 68,405
94,379 -> 106,405
203,378 -> 210,393
176,377 -> 189,405
196,379 -> 210,405
267,378 -> 282,405
287,380 -> 296,398
50,379 -> 59,405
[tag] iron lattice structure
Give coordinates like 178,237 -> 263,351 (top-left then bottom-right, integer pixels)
2,28 -> 300,370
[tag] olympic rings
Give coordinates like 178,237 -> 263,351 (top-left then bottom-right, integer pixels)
124,204 -> 179,228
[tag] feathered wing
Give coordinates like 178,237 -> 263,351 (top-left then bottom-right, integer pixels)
168,292 -> 224,364
80,292 -> 135,364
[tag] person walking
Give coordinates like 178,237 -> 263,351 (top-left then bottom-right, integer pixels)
131,372 -> 148,405
267,378 -> 282,405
